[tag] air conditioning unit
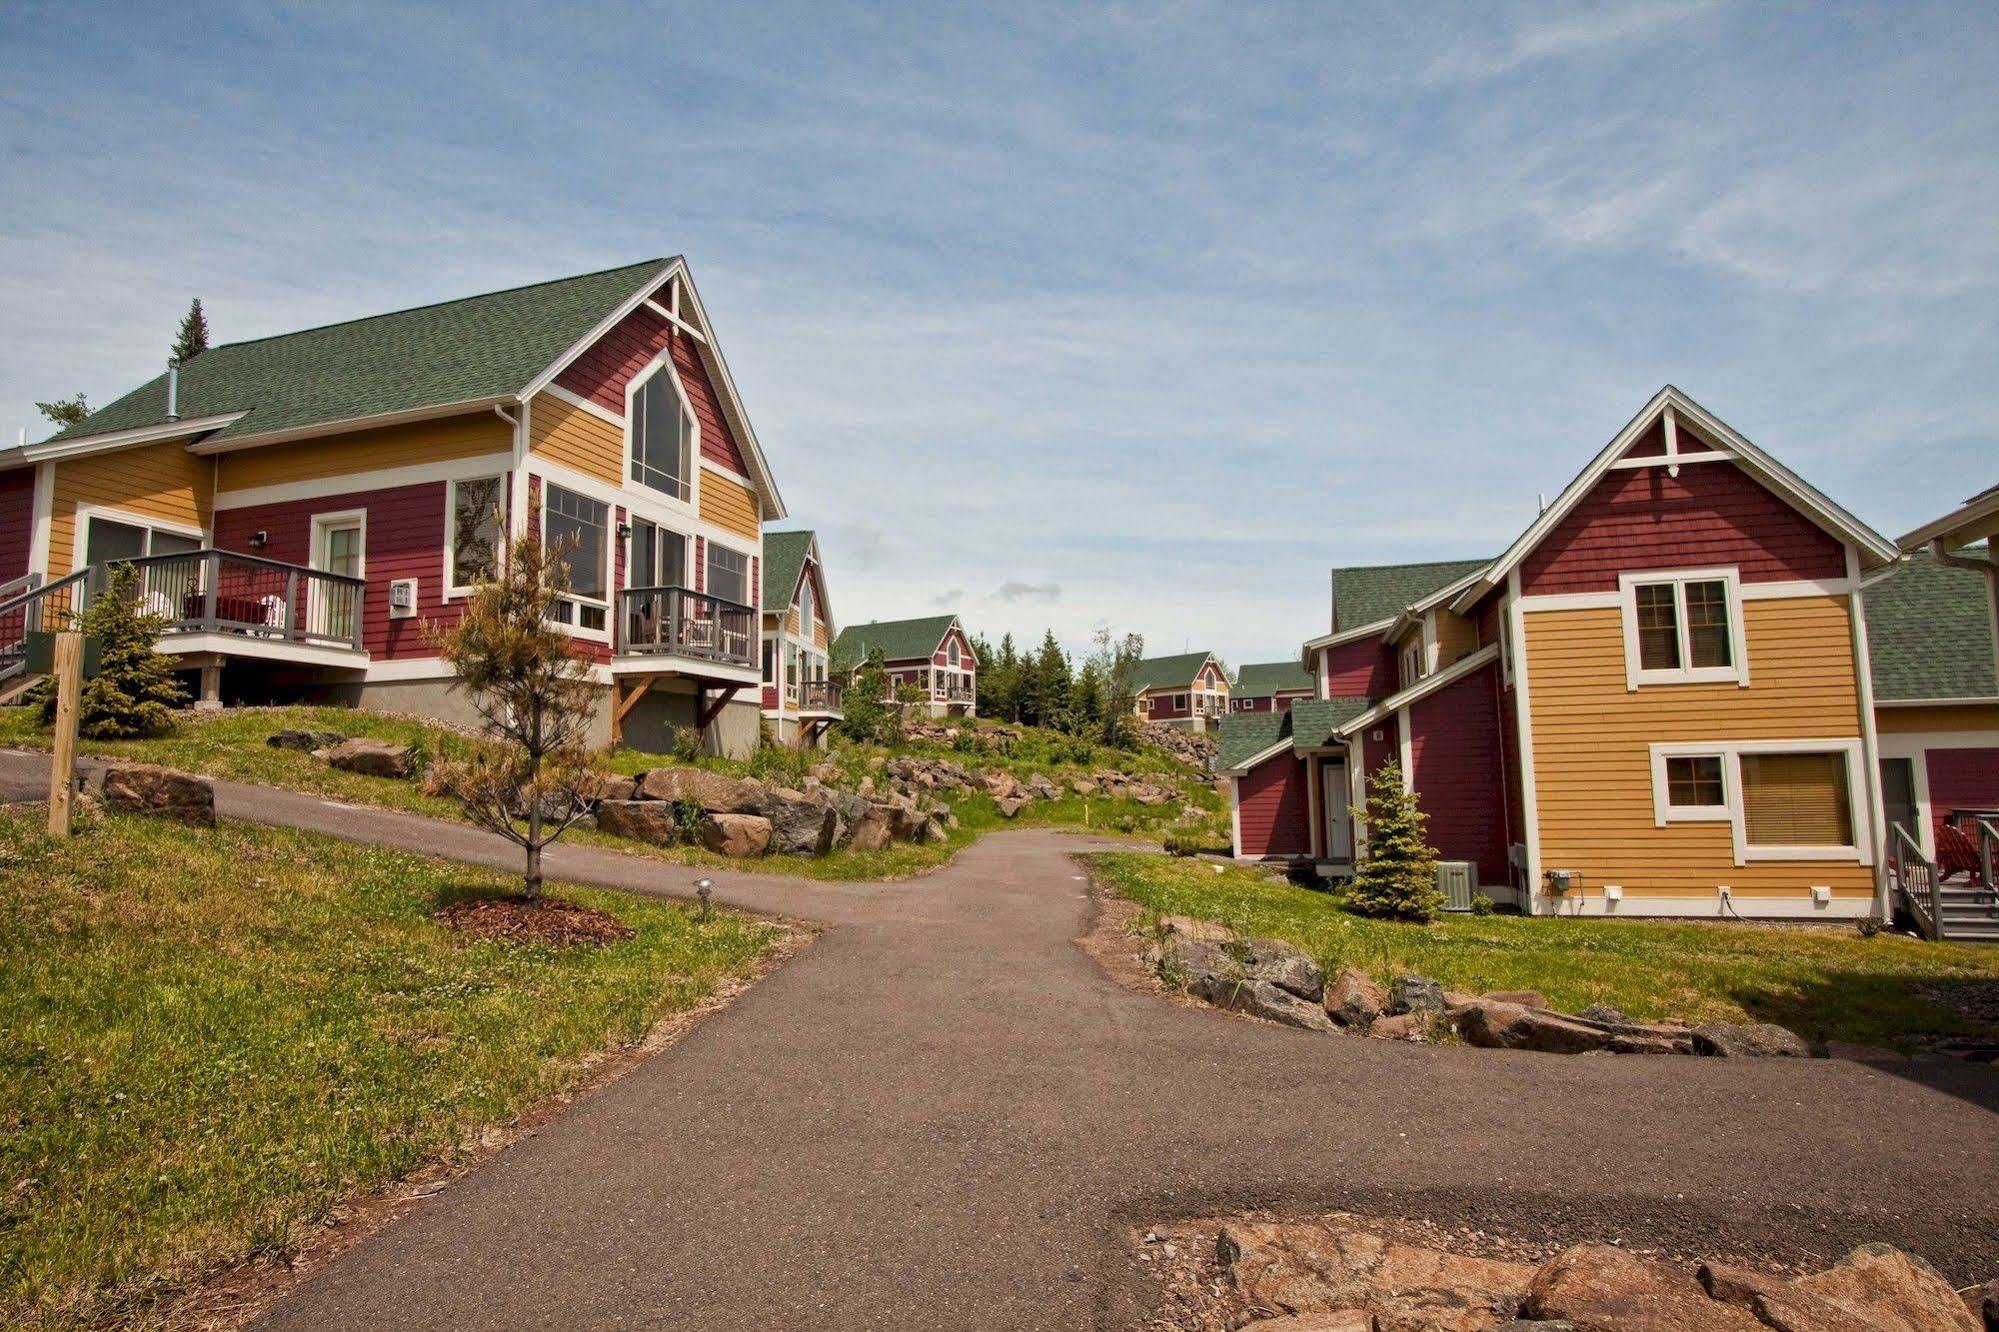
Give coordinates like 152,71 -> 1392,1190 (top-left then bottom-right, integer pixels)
388,578 -> 418,619
1436,860 -> 1476,912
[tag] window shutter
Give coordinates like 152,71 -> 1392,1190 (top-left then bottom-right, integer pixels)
1740,753 -> 1852,846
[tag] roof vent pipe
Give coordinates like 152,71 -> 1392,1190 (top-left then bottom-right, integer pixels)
165,359 -> 181,422
1537,491 -> 1547,514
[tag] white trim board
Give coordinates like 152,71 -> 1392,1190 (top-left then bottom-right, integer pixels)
25,412 -> 247,463
213,453 -> 515,510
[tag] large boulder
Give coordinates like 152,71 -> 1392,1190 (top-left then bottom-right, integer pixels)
100,763 -> 215,827
1792,1243 -> 1980,1332
982,771 -> 1022,800
577,772 -> 638,804
313,737 -> 412,778
1188,974 -> 1333,1031
1238,937 -> 1325,1001
1238,1314 -> 1373,1331
1699,1264 -> 1893,1332
764,787 -> 839,856
1323,968 -> 1387,1028
595,800 -> 682,845
636,767 -> 766,814
1217,1220 -> 1535,1330
696,812 -> 770,858
1390,975 -> 1447,1016
267,728 -> 342,753
1454,999 -> 1691,1056
847,808 -> 893,852
1691,1021 -> 1811,1058
1527,1245 -> 1765,1331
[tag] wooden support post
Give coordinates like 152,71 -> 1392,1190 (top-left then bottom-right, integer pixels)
610,676 -> 655,745
697,684 -> 741,729
47,630 -> 82,837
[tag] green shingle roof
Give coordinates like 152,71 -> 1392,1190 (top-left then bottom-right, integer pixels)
1131,652 -> 1218,693
42,259 -> 676,448
1331,558 -> 1490,633
1234,660 -> 1313,698
832,614 -> 958,668
761,530 -> 814,611
1863,547 -> 1998,701
1212,696 -> 1371,771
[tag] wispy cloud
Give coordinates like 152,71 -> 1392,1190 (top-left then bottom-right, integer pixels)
993,580 -> 1062,603
928,589 -> 965,608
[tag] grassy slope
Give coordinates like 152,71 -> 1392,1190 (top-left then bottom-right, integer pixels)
1092,853 -> 1999,1050
0,809 -> 780,1332
0,706 -> 1228,880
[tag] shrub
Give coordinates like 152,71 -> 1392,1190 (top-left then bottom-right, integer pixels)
1469,892 -> 1496,916
837,652 -> 894,744
1161,832 -> 1202,857
1856,914 -> 1884,938
36,564 -> 186,738
748,743 -> 810,789
669,726 -> 704,764
1346,760 -> 1443,922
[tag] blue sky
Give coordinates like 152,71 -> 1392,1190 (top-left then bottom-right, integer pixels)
2,2 -> 1994,665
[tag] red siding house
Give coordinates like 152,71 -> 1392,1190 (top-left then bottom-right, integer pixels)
831,614 -> 977,717
1231,660 -> 1314,714
1131,652 -> 1230,731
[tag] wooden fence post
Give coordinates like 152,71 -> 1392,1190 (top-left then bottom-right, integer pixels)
47,630 -> 83,837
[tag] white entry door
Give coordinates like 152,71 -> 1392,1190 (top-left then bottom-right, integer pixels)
312,516 -> 364,641
1322,756 -> 1352,860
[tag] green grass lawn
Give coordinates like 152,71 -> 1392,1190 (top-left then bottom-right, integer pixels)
1091,853 -> 1999,1050
0,705 -> 1229,879
0,808 -> 783,1332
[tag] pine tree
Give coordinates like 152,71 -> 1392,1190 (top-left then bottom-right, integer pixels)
1029,630 -> 1070,729
1084,627 -> 1144,748
36,564 -> 187,738
424,500 -> 607,899
838,650 -> 894,743
35,393 -> 90,427
171,298 -> 210,362
1346,760 -> 1443,922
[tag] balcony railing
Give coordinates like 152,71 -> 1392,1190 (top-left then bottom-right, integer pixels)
618,586 -> 755,668
799,678 -> 843,713
0,550 -> 366,671
936,678 -> 975,703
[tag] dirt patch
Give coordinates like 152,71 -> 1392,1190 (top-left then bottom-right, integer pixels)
431,895 -> 635,947
153,923 -> 810,1332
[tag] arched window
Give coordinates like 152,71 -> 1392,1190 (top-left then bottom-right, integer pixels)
630,362 -> 694,502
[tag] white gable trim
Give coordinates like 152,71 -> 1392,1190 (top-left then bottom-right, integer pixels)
25,412 -> 248,462
1450,386 -> 1898,615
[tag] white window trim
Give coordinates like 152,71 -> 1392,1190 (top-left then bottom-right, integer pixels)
70,503 -> 207,572
1648,739 -> 1870,865
310,510 -> 368,581
1619,566 -> 1749,690
1497,598 -> 1515,688
444,474 -> 507,599
703,540 -> 753,607
625,514 -> 695,593
624,351 -> 700,515
540,482 -> 613,643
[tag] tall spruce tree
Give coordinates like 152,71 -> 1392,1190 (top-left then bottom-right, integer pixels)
171,298 -> 210,362
1346,760 -> 1443,922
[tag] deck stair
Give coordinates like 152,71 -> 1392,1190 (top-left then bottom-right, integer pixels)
1889,819 -> 1999,943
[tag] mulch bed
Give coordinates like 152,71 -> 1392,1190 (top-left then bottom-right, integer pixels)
431,896 -> 635,947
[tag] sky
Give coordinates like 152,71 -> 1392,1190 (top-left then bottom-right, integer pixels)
2,1 -> 1994,667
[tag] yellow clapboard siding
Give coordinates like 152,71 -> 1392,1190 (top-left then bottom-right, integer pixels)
528,392 -> 623,487
216,412 -> 509,490
1434,610 -> 1480,665
1876,702 -> 1999,733
784,607 -> 801,635
814,616 -> 829,649
48,443 -> 213,573
1524,597 -> 1873,898
699,470 -> 760,539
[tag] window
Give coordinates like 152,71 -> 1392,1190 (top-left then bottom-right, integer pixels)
1622,570 -> 1744,686
630,364 -> 693,501
449,476 -> 504,589
797,574 -> 815,632
1401,642 -> 1424,688
1173,693 -> 1187,711
631,518 -> 688,590
82,516 -> 200,566
948,638 -> 960,667
1666,755 -> 1725,809
543,484 -> 608,631
1741,752 -> 1852,848
762,640 -> 776,684
706,544 -> 749,606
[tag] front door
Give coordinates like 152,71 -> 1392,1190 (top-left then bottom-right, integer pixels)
1322,756 -> 1352,861
1880,757 -> 1918,849
313,518 -> 363,641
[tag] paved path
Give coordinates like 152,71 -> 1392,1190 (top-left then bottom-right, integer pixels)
4,749 -> 1996,1328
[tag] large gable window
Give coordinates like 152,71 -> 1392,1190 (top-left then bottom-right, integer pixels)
630,361 -> 694,503
543,484 -> 608,632
1620,568 -> 1745,687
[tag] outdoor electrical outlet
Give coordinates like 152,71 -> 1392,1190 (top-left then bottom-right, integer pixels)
1717,885 -> 1732,901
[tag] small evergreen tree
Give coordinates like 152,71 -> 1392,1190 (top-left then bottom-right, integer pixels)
36,563 -> 187,738
838,650 -> 893,743
1346,760 -> 1442,922
171,298 -> 210,362
424,501 -> 606,899
35,393 -> 89,428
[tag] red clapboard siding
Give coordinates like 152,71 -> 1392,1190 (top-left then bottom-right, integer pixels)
1407,662 -> 1507,886
0,468 -> 34,579
1927,747 -> 1999,826
553,298 -> 754,477
1521,460 -> 1845,594
1146,690 -> 1190,720
1236,754 -> 1310,857
1322,636 -> 1396,699
761,684 -> 779,709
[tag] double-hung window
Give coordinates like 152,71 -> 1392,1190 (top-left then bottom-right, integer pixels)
1621,569 -> 1745,687
706,544 -> 750,606
1651,742 -> 1863,863
543,484 -> 608,632
449,476 -> 504,590
630,362 -> 694,502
